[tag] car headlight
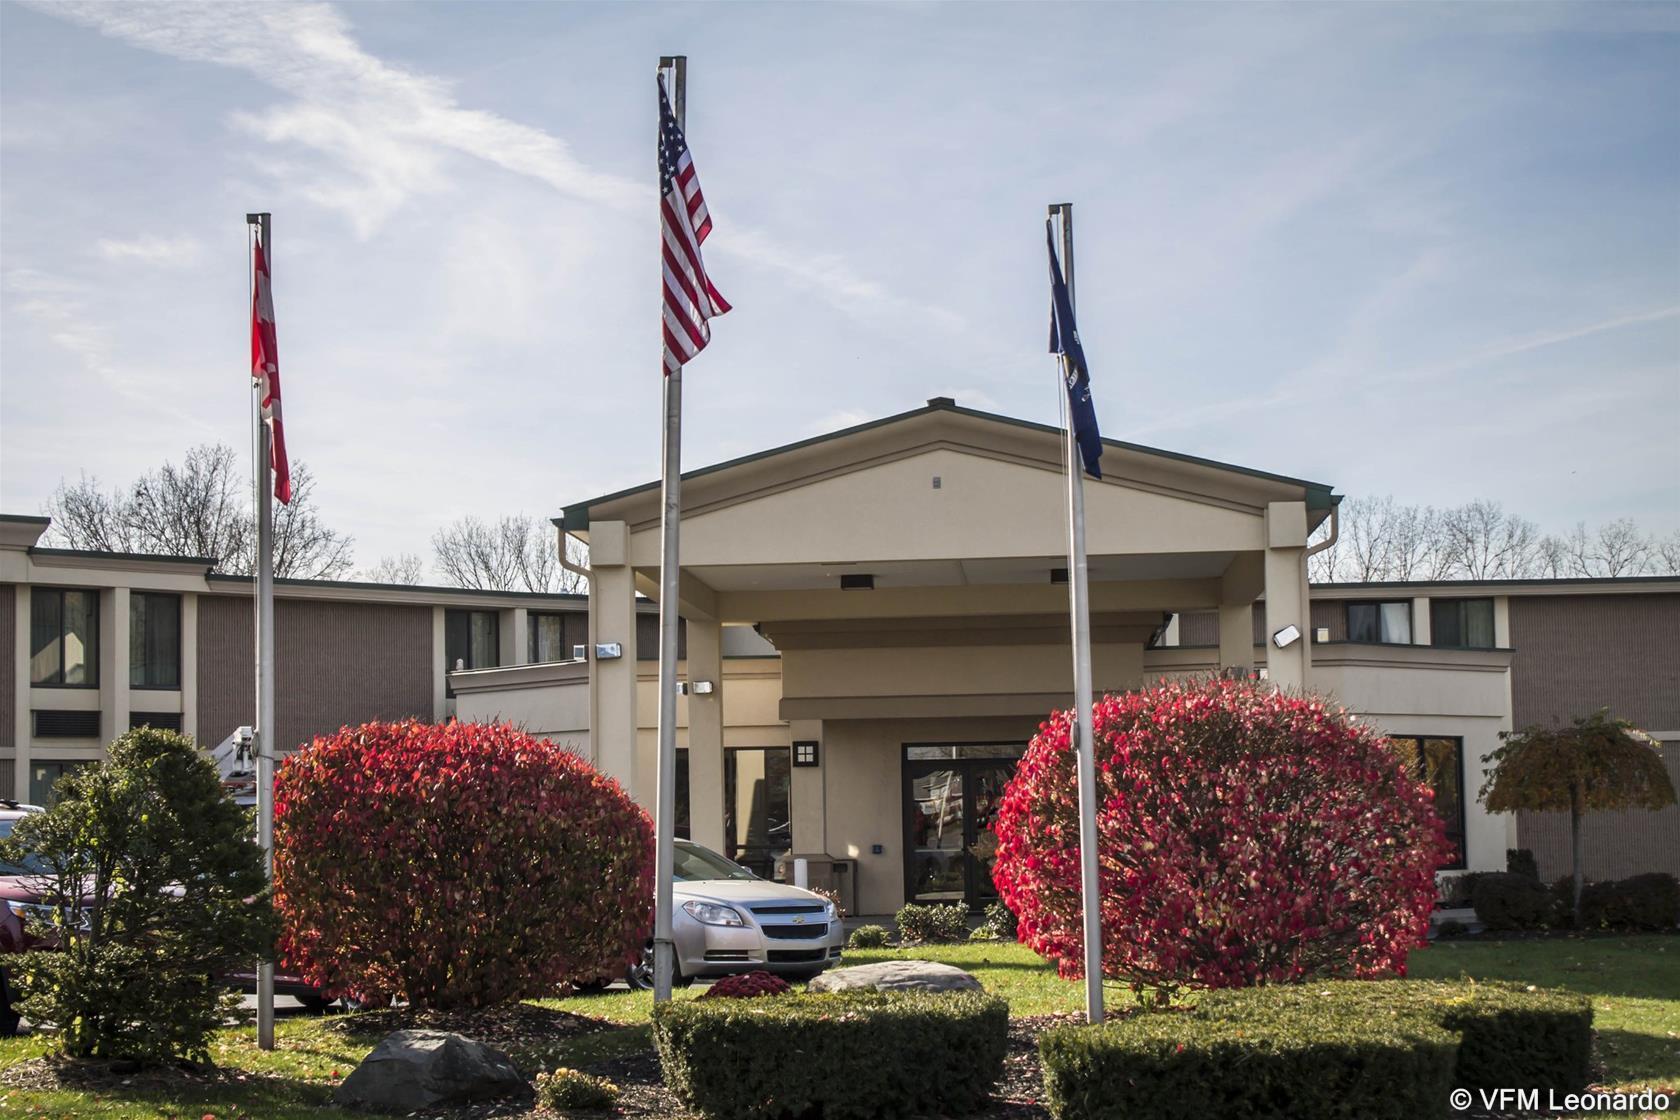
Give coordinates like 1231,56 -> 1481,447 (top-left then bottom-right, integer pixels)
682,900 -> 745,927
823,900 -> 837,921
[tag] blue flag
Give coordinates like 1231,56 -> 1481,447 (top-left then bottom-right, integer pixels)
1048,223 -> 1102,479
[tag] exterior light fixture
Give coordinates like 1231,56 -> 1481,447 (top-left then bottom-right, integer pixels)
1272,625 -> 1301,649
594,642 -> 623,660
793,740 -> 819,767
691,680 -> 715,695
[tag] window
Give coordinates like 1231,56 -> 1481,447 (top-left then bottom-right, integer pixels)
130,592 -> 181,689
1346,600 -> 1412,644
1389,735 -> 1466,870
30,589 -> 98,686
726,747 -> 791,880
528,612 -> 571,664
444,609 -> 499,697
30,761 -> 92,806
1431,598 -> 1495,649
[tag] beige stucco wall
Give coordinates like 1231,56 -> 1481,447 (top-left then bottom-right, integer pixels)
1311,649 -> 1513,875
817,715 -> 1044,916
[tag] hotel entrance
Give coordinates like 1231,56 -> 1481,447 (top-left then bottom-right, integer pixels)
902,743 -> 1025,910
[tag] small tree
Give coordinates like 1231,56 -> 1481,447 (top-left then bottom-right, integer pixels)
274,720 -> 653,1009
1480,709 -> 1676,927
992,678 -> 1450,996
0,728 -> 274,1063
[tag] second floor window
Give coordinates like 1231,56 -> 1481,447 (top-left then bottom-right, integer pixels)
444,609 -> 499,673
1347,600 -> 1412,644
529,612 -> 570,664
130,592 -> 181,689
30,588 -> 99,687
1431,598 -> 1496,649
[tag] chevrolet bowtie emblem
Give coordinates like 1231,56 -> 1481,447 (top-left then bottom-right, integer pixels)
792,916 -> 805,924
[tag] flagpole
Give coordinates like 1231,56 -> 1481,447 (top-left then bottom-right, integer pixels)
1049,202 -> 1104,1025
652,54 -> 687,1005
246,211 -> 277,1049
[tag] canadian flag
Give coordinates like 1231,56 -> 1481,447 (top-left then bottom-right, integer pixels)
250,240 -> 292,504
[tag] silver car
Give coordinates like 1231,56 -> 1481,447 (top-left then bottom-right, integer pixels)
625,839 -> 844,989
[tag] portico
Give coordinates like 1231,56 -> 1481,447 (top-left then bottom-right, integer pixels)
554,398 -> 1338,913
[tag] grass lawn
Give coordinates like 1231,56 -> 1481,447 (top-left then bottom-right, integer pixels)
0,935 -> 1674,1117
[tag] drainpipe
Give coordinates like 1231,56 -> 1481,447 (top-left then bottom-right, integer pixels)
559,529 -> 592,587
1306,503 -> 1340,559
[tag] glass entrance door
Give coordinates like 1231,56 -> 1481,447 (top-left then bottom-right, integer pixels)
903,744 -> 1025,909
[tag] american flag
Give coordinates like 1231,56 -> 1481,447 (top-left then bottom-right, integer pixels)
659,74 -> 729,375
250,237 -> 292,504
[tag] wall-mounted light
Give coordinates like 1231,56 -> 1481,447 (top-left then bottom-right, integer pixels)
594,642 -> 623,660
793,740 -> 819,767
1272,625 -> 1301,649
572,644 -> 589,661
1314,628 -> 1330,644
690,680 -> 715,695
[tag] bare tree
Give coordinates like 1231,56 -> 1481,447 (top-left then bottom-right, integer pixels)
1586,518 -> 1652,577
359,553 -> 428,585
43,444 -> 353,579
1440,500 -> 1539,580
432,514 -> 585,594
1655,531 -> 1680,576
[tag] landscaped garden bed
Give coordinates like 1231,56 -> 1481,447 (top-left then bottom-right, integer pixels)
0,937 -> 1672,1118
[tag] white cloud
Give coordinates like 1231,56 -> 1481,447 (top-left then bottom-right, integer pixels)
95,234 -> 204,267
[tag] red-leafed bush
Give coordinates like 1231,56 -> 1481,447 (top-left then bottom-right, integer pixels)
697,970 -> 792,1000
992,678 -> 1451,995
274,720 -> 653,1009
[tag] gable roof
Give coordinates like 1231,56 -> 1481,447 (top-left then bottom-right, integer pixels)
559,397 -> 1337,531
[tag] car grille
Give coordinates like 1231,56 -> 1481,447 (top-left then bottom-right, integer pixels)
703,950 -> 751,962
747,903 -> 826,916
767,948 -> 827,963
762,921 -> 831,941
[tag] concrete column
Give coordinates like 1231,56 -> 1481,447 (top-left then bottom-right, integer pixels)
685,617 -> 726,851
788,718 -> 825,854
180,593 -> 199,741
1264,502 -> 1311,690
1219,552 -> 1262,675
503,607 -> 528,667
12,585 -> 29,800
1218,603 -> 1255,673
590,522 -> 640,798
102,587 -> 130,742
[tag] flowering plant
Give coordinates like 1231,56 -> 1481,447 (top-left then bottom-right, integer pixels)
698,969 -> 792,999
992,678 -> 1450,994
273,720 -> 653,1009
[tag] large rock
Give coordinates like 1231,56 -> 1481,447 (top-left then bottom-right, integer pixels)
807,959 -> 983,994
334,1029 -> 531,1113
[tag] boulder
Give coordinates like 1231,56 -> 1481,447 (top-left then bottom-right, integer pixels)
334,1029 -> 531,1113
807,959 -> 983,994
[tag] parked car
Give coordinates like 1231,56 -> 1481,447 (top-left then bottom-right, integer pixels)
623,839 -> 845,990
0,800 -> 50,1035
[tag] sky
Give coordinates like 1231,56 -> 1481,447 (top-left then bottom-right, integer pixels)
2,1 -> 1677,573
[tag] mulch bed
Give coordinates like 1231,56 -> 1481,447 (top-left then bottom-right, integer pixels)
321,1001 -> 610,1053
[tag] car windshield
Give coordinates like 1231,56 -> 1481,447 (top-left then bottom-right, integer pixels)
672,841 -> 757,882
0,819 -> 51,876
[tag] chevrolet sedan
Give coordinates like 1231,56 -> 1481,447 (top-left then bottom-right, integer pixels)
625,839 -> 845,989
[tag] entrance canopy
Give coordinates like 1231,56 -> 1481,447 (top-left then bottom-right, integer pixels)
562,396 -> 1335,632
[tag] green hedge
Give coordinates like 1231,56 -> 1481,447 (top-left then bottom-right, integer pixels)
1472,872 -> 1556,930
652,990 -> 1008,1119
1039,980 -> 1592,1120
